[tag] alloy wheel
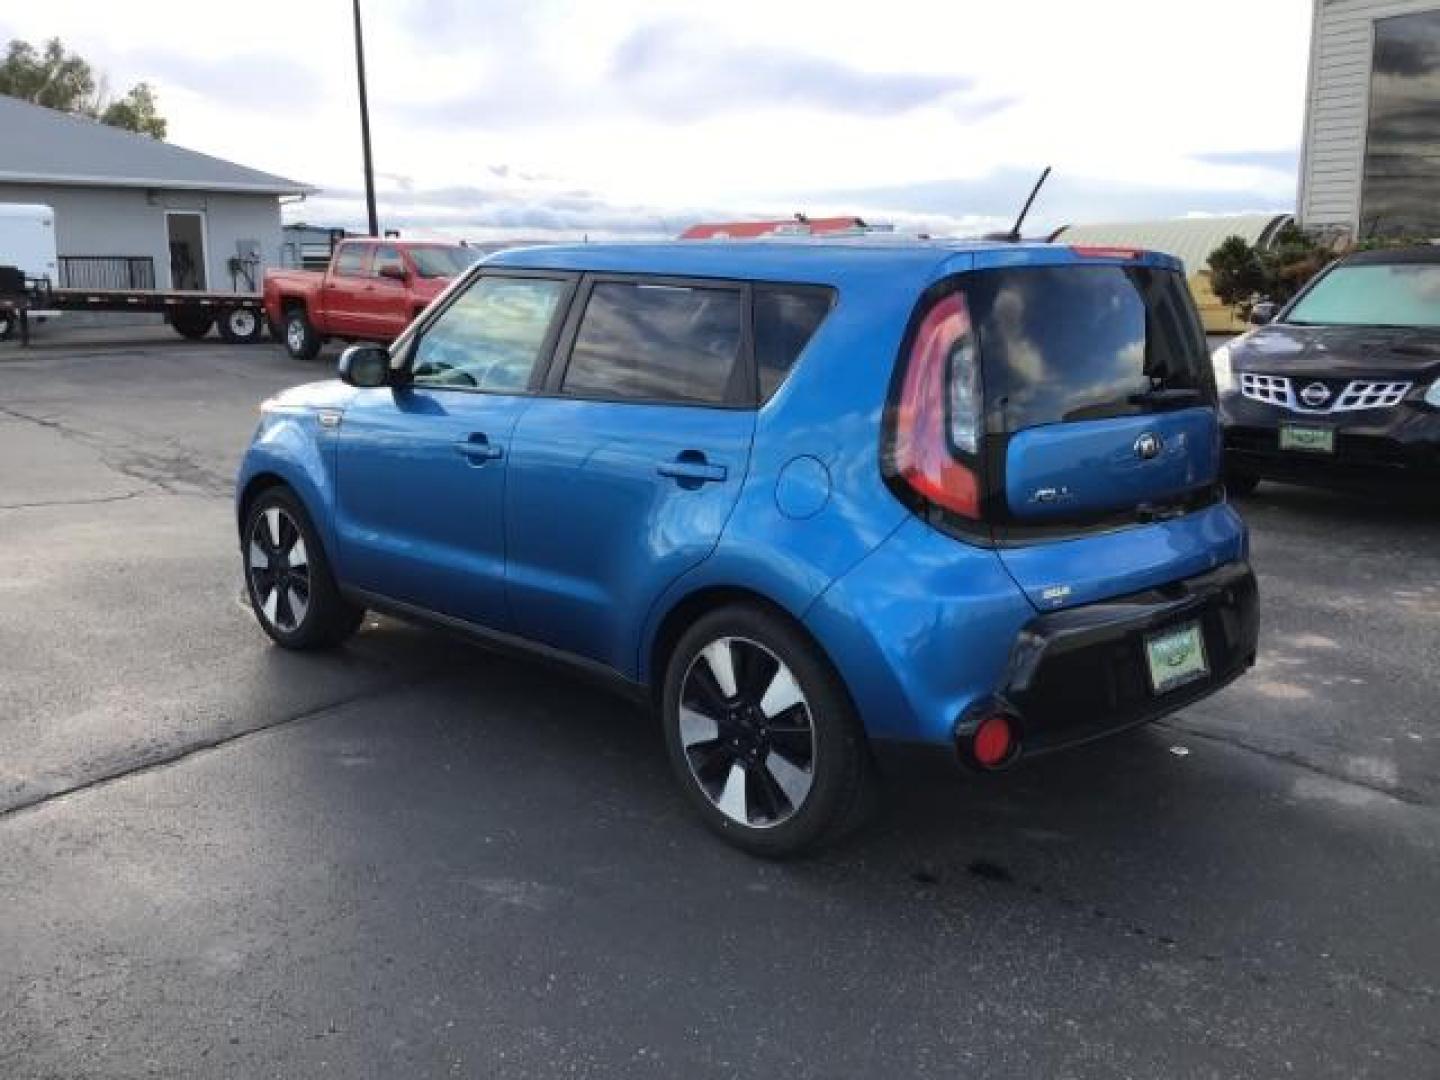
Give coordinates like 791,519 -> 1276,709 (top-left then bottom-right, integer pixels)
285,318 -> 305,353
247,506 -> 311,632
678,636 -> 816,828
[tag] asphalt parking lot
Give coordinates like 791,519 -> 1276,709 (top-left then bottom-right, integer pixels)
2,327 -> 1437,1078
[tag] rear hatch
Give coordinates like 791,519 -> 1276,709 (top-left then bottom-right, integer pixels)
880,250 -> 1235,613
974,256 -> 1227,608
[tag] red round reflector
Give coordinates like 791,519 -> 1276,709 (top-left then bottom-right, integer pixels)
972,715 -> 1014,768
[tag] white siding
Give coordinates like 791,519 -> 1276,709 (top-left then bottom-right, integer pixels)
1298,0 -> 1440,232
0,183 -> 282,293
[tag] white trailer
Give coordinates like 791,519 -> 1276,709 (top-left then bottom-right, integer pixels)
0,203 -> 60,337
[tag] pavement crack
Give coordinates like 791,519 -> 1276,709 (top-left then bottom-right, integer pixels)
0,489 -> 150,511
0,671 -> 444,822
1156,717 -> 1430,807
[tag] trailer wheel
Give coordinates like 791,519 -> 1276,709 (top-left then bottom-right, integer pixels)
282,308 -> 322,361
218,306 -> 264,345
170,307 -> 214,340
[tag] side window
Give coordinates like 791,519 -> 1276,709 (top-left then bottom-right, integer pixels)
372,245 -> 404,279
411,275 -> 567,392
754,286 -> 834,401
334,244 -> 370,277
562,281 -> 744,404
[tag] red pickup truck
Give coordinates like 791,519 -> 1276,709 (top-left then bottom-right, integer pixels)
264,239 -> 479,360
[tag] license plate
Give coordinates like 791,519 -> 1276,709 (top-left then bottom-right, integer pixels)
1279,424 -> 1335,454
1144,621 -> 1209,695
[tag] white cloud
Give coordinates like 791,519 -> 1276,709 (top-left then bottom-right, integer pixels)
0,0 -> 1311,238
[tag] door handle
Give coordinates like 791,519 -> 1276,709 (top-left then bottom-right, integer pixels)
455,433 -> 504,465
657,453 -> 727,485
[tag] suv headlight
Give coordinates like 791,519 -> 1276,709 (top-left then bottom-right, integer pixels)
1426,377 -> 1440,409
1210,343 -> 1235,393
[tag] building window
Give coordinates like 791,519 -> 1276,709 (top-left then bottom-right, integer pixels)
1360,10 -> 1440,239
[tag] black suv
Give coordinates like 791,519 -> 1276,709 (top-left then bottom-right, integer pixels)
1214,246 -> 1440,493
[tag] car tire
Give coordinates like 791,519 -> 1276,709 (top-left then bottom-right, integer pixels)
242,486 -> 364,650
661,604 -> 872,858
218,306 -> 265,344
282,307 -> 323,361
170,307 -> 214,340
1226,468 -> 1261,496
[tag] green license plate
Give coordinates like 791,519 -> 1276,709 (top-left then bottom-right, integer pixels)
1279,424 -> 1335,454
1144,621 -> 1209,695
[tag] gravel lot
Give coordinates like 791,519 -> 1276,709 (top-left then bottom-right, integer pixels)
2,327 -> 1437,1078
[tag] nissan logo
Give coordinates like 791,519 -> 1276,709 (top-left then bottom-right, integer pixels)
1301,382 -> 1332,407
1134,432 -> 1163,460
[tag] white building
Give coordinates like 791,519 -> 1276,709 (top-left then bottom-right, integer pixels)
1298,1 -> 1440,239
0,94 -> 312,293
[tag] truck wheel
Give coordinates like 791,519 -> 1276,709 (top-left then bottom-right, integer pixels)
0,311 -> 14,341
218,306 -> 264,344
282,308 -> 322,361
170,307 -> 214,340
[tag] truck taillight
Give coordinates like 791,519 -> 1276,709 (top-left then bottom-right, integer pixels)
891,291 -> 982,519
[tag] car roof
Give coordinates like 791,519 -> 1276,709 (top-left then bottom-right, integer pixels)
482,237 -> 1181,286
1339,245 -> 1440,267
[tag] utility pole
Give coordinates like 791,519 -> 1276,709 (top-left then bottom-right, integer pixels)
352,0 -> 379,237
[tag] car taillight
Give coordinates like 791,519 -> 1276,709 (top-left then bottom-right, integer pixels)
892,291 -> 982,519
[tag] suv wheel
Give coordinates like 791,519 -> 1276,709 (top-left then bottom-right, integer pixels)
242,487 -> 363,649
662,605 -> 871,857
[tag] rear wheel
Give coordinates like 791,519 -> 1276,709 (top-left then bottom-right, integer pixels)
170,306 -> 214,340
662,605 -> 871,858
242,486 -> 363,649
282,307 -> 322,360
218,306 -> 264,344
0,311 -> 13,341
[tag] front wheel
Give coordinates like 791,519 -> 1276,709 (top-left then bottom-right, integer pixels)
662,605 -> 872,858
242,487 -> 363,649
282,308 -> 322,360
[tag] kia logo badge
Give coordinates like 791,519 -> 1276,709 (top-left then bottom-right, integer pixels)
1134,432 -> 1163,460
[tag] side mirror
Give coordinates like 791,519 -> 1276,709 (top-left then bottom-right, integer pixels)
1248,301 -> 1277,326
378,264 -> 407,282
337,344 -> 391,387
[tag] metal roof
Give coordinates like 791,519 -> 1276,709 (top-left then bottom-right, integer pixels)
1048,214 -> 1293,272
0,94 -> 314,196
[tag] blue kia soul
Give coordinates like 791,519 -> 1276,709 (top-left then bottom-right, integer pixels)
237,239 -> 1259,856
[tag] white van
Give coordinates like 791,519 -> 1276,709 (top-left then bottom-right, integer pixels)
0,203 -> 61,336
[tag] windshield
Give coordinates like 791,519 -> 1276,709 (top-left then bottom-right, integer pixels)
1286,263 -> 1440,328
409,245 -> 481,279
968,265 -> 1211,433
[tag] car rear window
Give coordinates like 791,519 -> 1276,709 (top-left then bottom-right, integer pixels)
754,286 -> 834,401
562,281 -> 744,404
967,265 -> 1210,433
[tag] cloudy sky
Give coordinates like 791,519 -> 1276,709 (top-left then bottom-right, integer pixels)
2,0 -> 1312,239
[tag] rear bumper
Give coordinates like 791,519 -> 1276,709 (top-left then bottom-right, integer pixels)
956,560 -> 1259,764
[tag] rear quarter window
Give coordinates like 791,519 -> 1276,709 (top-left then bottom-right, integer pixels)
334,245 -> 370,277
754,286 -> 834,401
561,281 -> 745,405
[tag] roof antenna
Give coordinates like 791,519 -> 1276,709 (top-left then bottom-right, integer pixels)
994,165 -> 1051,242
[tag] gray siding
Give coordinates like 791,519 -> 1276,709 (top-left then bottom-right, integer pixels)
1298,0 -> 1439,233
0,183 -> 281,293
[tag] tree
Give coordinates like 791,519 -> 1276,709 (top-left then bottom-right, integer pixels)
1206,235 -> 1266,310
0,37 -> 167,139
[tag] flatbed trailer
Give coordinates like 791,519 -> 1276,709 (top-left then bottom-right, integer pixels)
0,272 -> 267,345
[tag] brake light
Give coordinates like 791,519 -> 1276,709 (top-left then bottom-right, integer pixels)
892,292 -> 981,518
1070,245 -> 1143,260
